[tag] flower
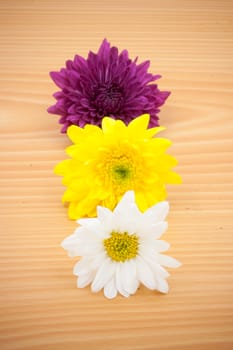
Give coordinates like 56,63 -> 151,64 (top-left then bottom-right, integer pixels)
61,191 -> 181,299
55,114 -> 181,219
48,39 -> 170,132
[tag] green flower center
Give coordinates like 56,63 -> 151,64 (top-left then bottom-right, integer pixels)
104,232 -> 139,262
112,164 -> 132,181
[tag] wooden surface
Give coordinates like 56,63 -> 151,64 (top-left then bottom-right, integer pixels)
1,0 -> 233,349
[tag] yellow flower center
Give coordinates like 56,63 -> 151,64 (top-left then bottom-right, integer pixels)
103,232 -> 139,262
97,145 -> 143,197
112,161 -> 133,182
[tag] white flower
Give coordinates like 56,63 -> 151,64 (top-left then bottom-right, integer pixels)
61,191 -> 181,299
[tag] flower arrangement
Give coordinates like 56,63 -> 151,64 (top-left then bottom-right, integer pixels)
49,39 -> 181,298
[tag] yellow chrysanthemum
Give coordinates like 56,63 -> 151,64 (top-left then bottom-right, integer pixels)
55,114 -> 181,219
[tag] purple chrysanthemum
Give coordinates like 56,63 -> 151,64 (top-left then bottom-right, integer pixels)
48,39 -> 170,132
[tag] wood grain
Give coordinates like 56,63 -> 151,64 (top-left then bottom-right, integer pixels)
0,0 -> 233,349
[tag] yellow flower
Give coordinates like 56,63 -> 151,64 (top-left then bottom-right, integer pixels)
55,114 -> 181,219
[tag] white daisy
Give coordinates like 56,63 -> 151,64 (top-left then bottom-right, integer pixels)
61,191 -> 181,299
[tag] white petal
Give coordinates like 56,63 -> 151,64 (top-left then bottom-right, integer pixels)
91,251 -> 107,270
143,201 -> 169,223
97,206 -> 113,222
108,191 -> 143,234
70,228 -> 102,254
140,222 -> 168,240
74,239 -> 102,256
157,277 -> 169,293
114,191 -> 135,212
73,257 -> 91,276
138,244 -> 157,261
155,264 -> 170,279
115,263 -> 130,297
77,218 -> 105,238
153,240 -> 170,252
104,277 -> 118,299
74,226 -> 91,238
77,217 -> 100,227
76,229 -> 100,242
130,278 -> 139,294
77,271 -> 95,288
121,260 -> 139,295
139,241 -> 169,258
140,240 -> 170,252
61,221 -> 103,257
67,250 -> 79,258
96,206 -> 115,235
113,191 -> 141,219
138,244 -> 151,256
152,222 -> 168,238
113,218 -> 138,235
91,259 -> 115,293
141,253 -> 170,279
158,254 -> 182,268
61,235 -> 81,257
61,226 -> 96,255
61,234 -> 79,249
136,256 -> 157,290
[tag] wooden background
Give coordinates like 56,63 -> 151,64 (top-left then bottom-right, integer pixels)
1,0 -> 233,349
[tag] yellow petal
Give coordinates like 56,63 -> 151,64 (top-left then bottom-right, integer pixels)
62,189 -> 75,203
67,125 -> 84,144
146,126 -> 166,138
54,159 -> 71,175
84,124 -> 102,136
66,144 -> 79,157
101,117 -> 116,132
68,202 -> 79,220
128,114 -> 150,132
164,172 -> 182,184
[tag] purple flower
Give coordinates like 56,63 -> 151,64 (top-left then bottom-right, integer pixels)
48,39 -> 170,132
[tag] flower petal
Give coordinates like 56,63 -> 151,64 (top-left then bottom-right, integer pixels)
102,117 -> 117,133
67,125 -> 84,144
136,256 -> 157,290
113,191 -> 142,231
143,201 -> 169,223
158,254 -> 182,268
91,251 -> 107,270
96,206 -> 114,234
140,239 -> 170,252
61,233 -> 81,257
113,191 -> 135,214
155,265 -> 170,279
140,251 -> 170,279
97,205 -> 113,222
128,114 -> 150,132
104,277 -> 118,299
115,263 -> 130,297
77,218 -> 107,239
91,259 -> 115,293
73,257 -> 91,276
120,260 -> 139,295
77,271 -> 95,288
157,277 -> 169,294
139,222 -> 168,239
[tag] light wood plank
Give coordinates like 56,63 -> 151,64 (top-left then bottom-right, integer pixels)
0,0 -> 233,349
